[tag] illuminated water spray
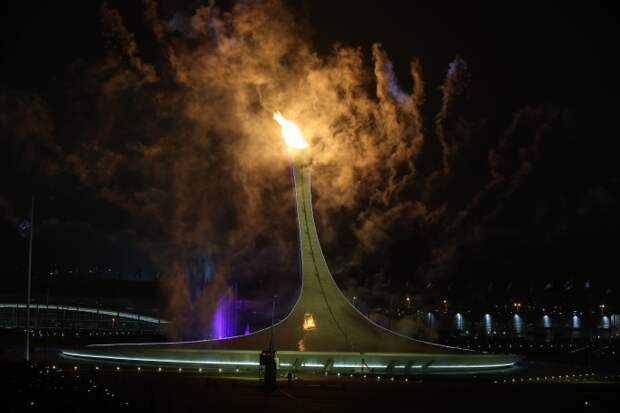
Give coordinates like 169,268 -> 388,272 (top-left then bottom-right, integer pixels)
484,313 -> 493,335
426,312 -> 436,329
212,295 -> 236,339
454,313 -> 464,331
512,314 -> 523,337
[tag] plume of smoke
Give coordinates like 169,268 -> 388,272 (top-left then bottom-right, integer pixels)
1,0 -> 607,337
101,1 -> 158,86
435,57 -> 468,175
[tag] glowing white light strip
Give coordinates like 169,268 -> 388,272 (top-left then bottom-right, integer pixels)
62,350 -> 515,370
62,351 -> 259,366
328,362 -> 514,370
428,362 -> 516,369
279,363 -> 423,369
333,363 -> 388,369
301,363 -> 324,368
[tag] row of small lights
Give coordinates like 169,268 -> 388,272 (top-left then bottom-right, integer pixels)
64,365 -> 242,374
26,329 -> 158,337
396,299 -> 610,311
448,341 -> 619,354
66,364 -> 418,382
51,364 -> 620,387
81,365 -> 605,385
493,372 -> 620,384
59,364 -> 433,381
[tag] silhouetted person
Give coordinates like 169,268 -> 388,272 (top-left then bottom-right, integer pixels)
361,358 -> 369,372
287,371 -> 292,385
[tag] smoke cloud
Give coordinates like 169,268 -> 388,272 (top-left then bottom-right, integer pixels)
1,0 -> 615,336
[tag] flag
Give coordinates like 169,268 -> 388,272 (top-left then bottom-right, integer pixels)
18,220 -> 31,239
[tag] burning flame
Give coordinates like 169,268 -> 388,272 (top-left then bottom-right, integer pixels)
273,112 -> 309,150
303,313 -> 316,330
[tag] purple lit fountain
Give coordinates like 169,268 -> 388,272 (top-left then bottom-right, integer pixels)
212,295 -> 236,339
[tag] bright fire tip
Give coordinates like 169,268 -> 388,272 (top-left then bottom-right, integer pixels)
273,111 -> 309,150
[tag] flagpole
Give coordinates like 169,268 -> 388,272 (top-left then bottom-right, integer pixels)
25,195 -> 34,362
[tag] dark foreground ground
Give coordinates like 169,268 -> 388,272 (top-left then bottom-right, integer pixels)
2,359 -> 619,413
2,328 -> 619,412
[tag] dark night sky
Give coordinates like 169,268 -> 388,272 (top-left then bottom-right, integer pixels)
1,1 -> 618,312
2,2 -> 615,112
